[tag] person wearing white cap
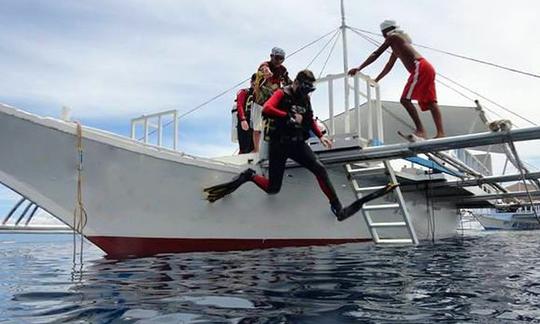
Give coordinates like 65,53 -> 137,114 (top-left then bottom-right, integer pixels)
348,20 -> 445,139
250,47 -> 293,153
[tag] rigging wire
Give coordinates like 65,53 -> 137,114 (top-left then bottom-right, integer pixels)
347,26 -> 537,126
348,26 -> 540,80
176,28 -> 340,121
437,74 -> 537,126
306,29 -> 341,69
434,79 -> 505,119
138,28 -> 339,140
318,29 -> 342,78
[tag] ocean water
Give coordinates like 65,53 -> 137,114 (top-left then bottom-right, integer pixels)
1,230 -> 540,323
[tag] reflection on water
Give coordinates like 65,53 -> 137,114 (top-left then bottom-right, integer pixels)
1,230 -> 540,323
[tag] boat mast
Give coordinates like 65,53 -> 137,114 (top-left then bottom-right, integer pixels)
340,0 -> 351,133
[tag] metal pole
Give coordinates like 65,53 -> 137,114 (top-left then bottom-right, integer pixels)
3,198 -> 25,225
143,118 -> 149,144
157,115 -> 162,146
130,121 -> 136,139
375,85 -> 383,143
353,74 -> 361,141
25,205 -> 40,226
173,111 -> 178,150
502,157 -> 509,175
366,82 -> 373,142
328,80 -> 335,135
15,202 -> 33,225
340,0 -> 350,133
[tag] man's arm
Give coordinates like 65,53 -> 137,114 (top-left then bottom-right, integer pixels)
310,119 -> 333,148
375,53 -> 398,82
262,90 -> 287,118
236,89 -> 250,131
348,37 -> 392,76
236,90 -> 248,121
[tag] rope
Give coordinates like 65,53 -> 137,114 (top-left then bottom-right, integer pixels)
73,122 -> 88,267
348,26 -> 540,79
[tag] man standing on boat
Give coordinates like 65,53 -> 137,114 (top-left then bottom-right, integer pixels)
235,73 -> 257,154
204,70 -> 397,221
251,47 -> 293,152
348,20 -> 445,139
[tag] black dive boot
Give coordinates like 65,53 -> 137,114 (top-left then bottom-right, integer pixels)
332,183 -> 399,222
204,168 -> 256,202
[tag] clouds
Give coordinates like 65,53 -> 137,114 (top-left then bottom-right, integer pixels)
0,0 -> 538,155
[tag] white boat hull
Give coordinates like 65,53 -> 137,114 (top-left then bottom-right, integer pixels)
476,213 -> 540,230
0,104 -> 459,256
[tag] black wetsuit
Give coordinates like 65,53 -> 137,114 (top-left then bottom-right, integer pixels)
251,87 -> 338,202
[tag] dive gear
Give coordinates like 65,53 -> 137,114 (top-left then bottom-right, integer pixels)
332,183 -> 399,221
204,168 -> 256,202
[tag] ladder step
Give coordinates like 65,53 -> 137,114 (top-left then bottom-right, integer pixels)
353,182 -> 387,192
369,222 -> 407,228
363,203 -> 400,211
346,165 -> 386,175
377,238 -> 413,244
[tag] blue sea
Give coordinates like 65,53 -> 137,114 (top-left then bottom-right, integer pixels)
1,230 -> 540,323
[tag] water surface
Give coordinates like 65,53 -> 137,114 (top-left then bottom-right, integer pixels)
1,230 -> 539,323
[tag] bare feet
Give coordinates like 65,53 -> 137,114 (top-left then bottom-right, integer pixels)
433,133 -> 446,139
413,130 -> 426,139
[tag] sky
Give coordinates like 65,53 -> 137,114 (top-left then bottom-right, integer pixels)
1,0 -> 539,222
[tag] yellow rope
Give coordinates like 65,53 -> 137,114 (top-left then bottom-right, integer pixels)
73,122 -> 88,265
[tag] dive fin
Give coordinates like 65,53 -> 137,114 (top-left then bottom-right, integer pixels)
335,183 -> 398,222
203,168 -> 256,202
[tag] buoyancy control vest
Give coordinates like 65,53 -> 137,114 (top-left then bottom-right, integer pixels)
263,86 -> 314,142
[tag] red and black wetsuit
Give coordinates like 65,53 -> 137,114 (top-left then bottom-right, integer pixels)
235,88 -> 254,153
250,86 -> 338,203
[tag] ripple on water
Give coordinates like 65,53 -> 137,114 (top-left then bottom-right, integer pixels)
1,231 -> 540,322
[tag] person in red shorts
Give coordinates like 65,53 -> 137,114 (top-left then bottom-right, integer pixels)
348,20 -> 445,138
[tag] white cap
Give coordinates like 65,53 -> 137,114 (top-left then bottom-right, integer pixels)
271,47 -> 286,57
380,20 -> 398,31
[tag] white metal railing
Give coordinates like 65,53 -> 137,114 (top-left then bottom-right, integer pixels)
315,71 -> 383,146
130,109 -> 179,150
129,73 -> 382,151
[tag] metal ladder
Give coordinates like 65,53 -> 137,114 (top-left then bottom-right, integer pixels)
345,160 -> 419,245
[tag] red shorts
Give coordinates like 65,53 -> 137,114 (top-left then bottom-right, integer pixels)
401,58 -> 437,111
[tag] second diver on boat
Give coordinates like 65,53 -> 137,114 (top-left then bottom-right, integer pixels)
204,69 -> 398,221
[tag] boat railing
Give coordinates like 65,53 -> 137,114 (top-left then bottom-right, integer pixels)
130,109 -> 179,150
315,72 -> 382,146
128,73 -> 382,153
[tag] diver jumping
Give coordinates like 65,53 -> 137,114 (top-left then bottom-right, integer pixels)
204,69 -> 397,221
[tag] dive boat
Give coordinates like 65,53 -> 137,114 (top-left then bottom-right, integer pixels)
476,205 -> 540,230
1,1 -> 539,257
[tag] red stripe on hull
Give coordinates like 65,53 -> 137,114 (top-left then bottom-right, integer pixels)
88,236 -> 371,258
